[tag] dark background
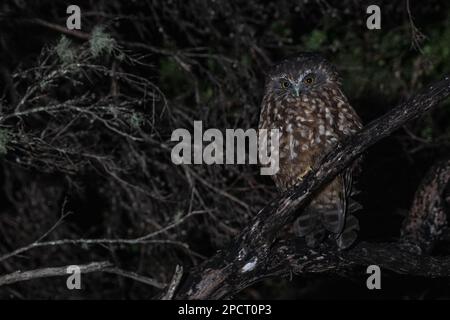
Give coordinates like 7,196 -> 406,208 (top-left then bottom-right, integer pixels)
0,0 -> 449,299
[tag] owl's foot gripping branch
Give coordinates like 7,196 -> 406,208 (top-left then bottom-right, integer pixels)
173,76 -> 450,299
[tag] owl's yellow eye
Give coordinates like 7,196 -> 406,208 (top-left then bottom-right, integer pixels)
303,76 -> 315,85
280,80 -> 290,88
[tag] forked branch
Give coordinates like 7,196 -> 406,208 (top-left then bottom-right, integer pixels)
175,76 -> 450,299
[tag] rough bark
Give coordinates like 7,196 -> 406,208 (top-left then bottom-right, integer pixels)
175,76 -> 450,299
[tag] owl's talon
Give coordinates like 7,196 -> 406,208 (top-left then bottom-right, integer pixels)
298,166 -> 312,180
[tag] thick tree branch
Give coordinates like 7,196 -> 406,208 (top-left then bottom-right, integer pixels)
0,261 -> 166,289
175,76 -> 450,299
195,239 -> 450,299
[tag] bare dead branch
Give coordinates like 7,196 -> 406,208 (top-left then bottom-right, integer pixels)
104,267 -> 166,289
161,265 -> 184,300
0,238 -> 200,264
196,239 -> 450,299
0,261 -> 165,289
0,210 -> 207,263
175,75 -> 450,299
0,261 -> 112,286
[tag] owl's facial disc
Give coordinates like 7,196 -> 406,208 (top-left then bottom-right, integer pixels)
278,72 -> 319,97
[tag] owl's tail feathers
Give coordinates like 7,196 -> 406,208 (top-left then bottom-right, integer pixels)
321,206 -> 345,234
335,198 -> 362,249
293,199 -> 362,249
348,199 -> 363,212
335,214 -> 359,249
293,207 -> 325,248
293,208 -> 317,236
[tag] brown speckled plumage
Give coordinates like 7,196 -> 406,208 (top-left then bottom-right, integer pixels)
259,53 -> 362,249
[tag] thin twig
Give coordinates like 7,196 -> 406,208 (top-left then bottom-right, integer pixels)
162,265 -> 183,300
0,261 -> 112,286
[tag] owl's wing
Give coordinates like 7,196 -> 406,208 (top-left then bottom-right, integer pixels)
335,162 -> 362,249
319,173 -> 348,235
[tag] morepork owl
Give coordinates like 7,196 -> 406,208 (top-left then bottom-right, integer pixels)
259,53 -> 362,249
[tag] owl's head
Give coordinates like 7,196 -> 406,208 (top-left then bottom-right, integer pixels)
265,53 -> 340,99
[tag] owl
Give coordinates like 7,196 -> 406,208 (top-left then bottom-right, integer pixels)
259,53 -> 362,249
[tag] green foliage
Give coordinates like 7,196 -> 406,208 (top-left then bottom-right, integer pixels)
201,86 -> 214,101
420,125 -> 433,141
55,36 -> 75,64
423,16 -> 450,72
270,21 -> 291,38
303,30 -> 327,51
89,26 -> 116,58
240,53 -> 251,67
159,57 -> 190,97
129,113 -> 144,129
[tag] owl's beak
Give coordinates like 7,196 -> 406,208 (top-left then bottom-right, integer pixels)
293,85 -> 301,97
